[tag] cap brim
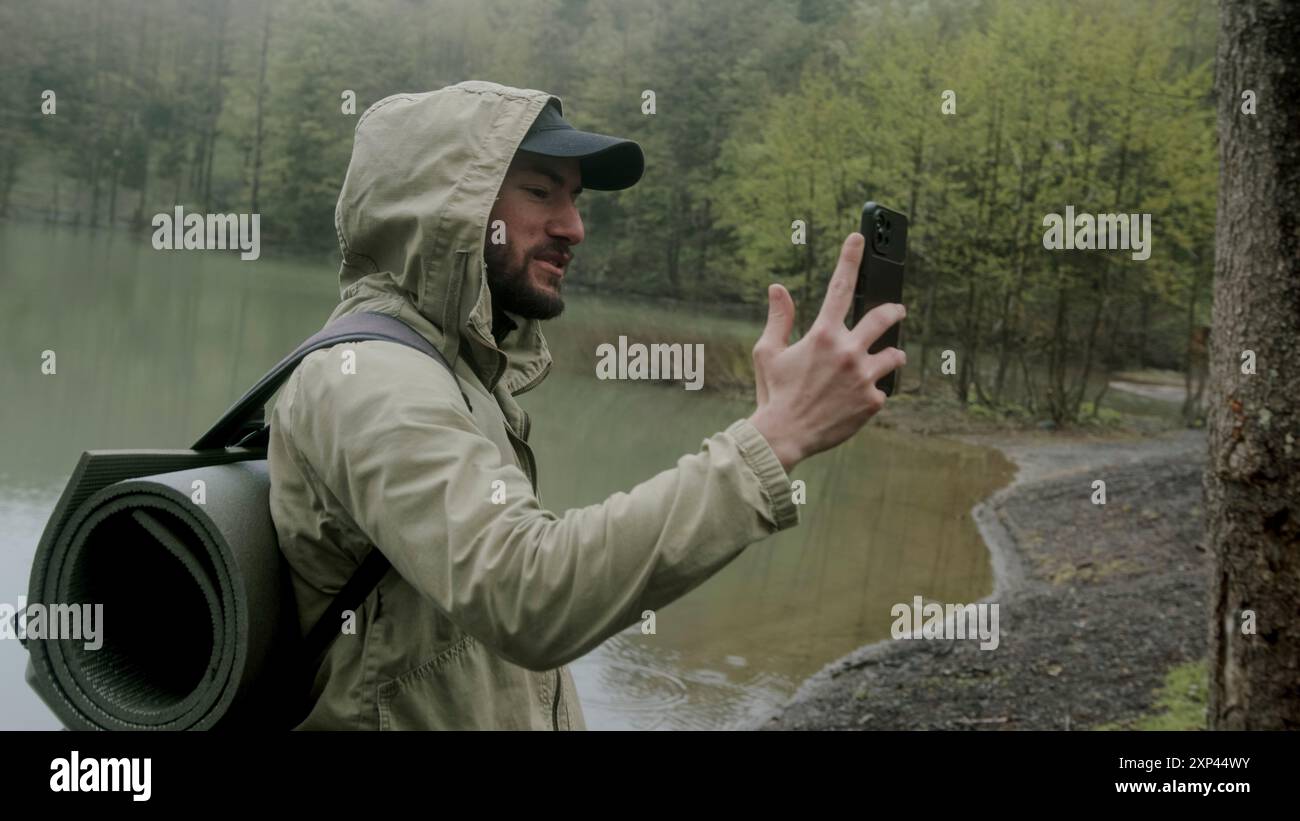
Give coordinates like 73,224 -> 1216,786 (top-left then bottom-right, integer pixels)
518,129 -> 645,191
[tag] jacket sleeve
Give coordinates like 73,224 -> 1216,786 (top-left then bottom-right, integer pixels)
282,342 -> 800,672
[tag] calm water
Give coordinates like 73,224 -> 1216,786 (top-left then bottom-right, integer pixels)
0,222 -> 1013,730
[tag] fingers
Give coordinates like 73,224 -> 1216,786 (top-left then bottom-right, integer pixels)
753,283 -> 795,405
865,385 -> 888,415
757,283 -> 795,351
852,301 -> 906,349
814,233 -> 866,330
866,346 -> 907,387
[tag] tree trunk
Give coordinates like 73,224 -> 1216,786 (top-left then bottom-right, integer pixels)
1089,311 -> 1119,418
201,0 -> 230,211
1182,255 -> 1209,425
1206,0 -> 1300,730
955,276 -> 977,407
918,172 -> 954,395
107,158 -> 119,227
1047,260 -> 1070,426
250,0 -> 272,214
87,1 -> 104,227
0,156 -> 16,218
134,152 -> 149,231
916,253 -> 936,395
1134,290 -> 1153,367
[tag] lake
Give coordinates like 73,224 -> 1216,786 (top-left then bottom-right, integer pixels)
0,222 -> 1013,730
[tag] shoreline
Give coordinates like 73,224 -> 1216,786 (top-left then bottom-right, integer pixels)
754,426 -> 1208,731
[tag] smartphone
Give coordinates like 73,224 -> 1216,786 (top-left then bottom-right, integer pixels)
851,201 -> 908,395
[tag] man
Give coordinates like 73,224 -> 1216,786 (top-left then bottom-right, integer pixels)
267,80 -> 905,730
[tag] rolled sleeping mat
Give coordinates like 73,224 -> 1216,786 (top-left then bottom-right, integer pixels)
24,449 -> 297,730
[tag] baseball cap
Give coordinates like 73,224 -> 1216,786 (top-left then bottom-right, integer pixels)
518,101 -> 644,191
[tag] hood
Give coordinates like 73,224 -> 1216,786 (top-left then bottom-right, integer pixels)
331,80 -> 559,395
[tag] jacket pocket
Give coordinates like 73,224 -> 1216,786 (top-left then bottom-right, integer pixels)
375,634 -> 542,730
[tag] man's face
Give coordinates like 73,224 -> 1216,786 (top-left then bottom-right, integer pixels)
484,150 -> 585,320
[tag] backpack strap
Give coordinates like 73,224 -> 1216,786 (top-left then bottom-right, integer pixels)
193,311 -> 471,451
191,312 -> 472,711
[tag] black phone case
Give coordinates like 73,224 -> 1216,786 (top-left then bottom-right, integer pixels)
851,201 -> 908,395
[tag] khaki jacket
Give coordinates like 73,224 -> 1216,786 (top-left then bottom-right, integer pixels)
267,80 -> 799,730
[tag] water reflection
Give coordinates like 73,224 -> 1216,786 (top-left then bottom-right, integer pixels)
520,368 -> 1014,729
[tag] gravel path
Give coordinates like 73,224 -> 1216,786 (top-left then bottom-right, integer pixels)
758,429 -> 1209,731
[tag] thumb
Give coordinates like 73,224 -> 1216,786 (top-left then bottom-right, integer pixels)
758,283 -> 795,352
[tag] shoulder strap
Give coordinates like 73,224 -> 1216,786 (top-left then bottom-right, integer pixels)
192,311 -> 471,451
190,312 -> 472,709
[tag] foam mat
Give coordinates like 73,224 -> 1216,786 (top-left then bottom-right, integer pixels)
23,450 -> 295,729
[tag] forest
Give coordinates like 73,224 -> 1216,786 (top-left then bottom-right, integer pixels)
0,0 -> 1219,425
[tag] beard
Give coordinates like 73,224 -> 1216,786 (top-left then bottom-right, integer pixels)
483,240 -> 566,321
